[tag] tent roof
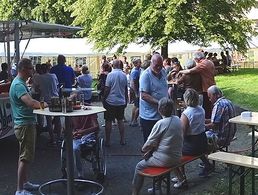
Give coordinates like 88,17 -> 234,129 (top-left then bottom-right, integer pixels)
0,38 -> 151,56
0,20 -> 83,42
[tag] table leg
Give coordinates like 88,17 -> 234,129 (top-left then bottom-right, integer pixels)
64,116 -> 74,195
251,126 -> 255,195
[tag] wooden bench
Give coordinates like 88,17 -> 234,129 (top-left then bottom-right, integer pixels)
138,154 -> 204,195
208,151 -> 258,195
230,64 -> 241,72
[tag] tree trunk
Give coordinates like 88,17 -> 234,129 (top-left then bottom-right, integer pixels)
161,43 -> 168,59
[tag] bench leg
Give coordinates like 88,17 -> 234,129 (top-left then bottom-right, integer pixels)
152,177 -> 156,195
240,166 -> 245,195
166,173 -> 171,195
228,165 -> 232,195
252,168 -> 255,195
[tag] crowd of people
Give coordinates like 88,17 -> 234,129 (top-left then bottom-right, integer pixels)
93,51 -> 236,194
5,49 -> 237,195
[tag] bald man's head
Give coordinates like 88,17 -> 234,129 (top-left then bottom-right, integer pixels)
112,59 -> 122,69
151,54 -> 163,74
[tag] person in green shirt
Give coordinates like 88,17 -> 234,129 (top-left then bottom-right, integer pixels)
10,58 -> 47,195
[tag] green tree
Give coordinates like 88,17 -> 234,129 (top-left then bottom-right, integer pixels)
0,0 -> 74,25
71,0 -> 258,55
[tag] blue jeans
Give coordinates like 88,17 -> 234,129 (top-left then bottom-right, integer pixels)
73,139 -> 83,176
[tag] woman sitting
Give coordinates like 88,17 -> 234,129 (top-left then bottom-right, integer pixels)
132,97 -> 183,195
72,114 -> 99,178
173,88 -> 214,188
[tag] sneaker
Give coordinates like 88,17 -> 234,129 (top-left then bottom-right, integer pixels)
173,179 -> 188,189
171,177 -> 179,183
147,187 -> 161,194
15,190 -> 35,195
199,165 -> 215,178
23,182 -> 40,191
198,162 -> 205,168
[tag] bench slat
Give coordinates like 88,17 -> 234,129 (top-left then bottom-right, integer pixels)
139,155 -> 203,177
140,167 -> 172,177
208,152 -> 258,169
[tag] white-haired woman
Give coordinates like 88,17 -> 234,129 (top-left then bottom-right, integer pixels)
132,98 -> 183,195
173,88 -> 214,188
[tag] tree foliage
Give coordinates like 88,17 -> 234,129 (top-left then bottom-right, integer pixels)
0,0 -> 75,25
71,0 -> 258,53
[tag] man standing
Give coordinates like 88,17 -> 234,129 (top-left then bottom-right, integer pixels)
130,59 -> 141,127
103,60 -> 128,146
225,50 -> 232,67
50,54 -> 75,88
34,63 -> 61,146
77,65 -> 93,104
10,58 -> 47,195
205,85 -> 236,148
139,54 -> 168,142
180,51 -> 216,119
0,62 -> 9,82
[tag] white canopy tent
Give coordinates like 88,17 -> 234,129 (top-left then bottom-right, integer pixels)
0,38 -> 222,57
0,38 -> 152,57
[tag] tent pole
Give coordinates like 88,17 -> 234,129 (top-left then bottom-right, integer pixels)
6,22 -> 11,77
14,21 -> 20,65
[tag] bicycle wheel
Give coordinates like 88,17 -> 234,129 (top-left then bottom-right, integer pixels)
94,138 -> 106,182
60,140 -> 67,179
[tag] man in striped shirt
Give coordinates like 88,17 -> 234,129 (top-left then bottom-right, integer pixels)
205,85 -> 236,148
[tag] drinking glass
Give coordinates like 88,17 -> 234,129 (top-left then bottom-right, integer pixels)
80,93 -> 85,106
40,97 -> 44,110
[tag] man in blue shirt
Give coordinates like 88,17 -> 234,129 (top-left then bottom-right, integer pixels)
10,58 -> 47,195
77,66 -> 93,103
139,54 -> 168,142
50,55 -> 75,88
103,60 -> 128,146
130,59 -> 141,127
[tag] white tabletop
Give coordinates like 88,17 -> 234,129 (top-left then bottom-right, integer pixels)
33,106 -> 106,117
229,112 -> 258,126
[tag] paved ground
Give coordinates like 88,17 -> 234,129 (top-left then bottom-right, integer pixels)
0,103 -> 251,195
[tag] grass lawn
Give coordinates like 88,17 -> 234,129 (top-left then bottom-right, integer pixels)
215,68 -> 258,111
212,68 -> 258,194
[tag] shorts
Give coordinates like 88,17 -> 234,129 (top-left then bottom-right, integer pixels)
183,132 -> 207,156
104,102 -> 125,122
14,124 -> 36,162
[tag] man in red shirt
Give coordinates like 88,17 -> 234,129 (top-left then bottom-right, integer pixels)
180,51 -> 216,119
